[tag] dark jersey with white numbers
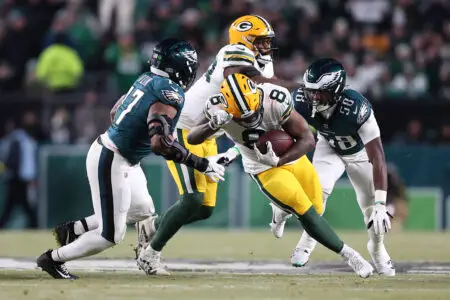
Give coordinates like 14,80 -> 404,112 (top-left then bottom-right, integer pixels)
293,87 -> 372,156
107,73 -> 185,165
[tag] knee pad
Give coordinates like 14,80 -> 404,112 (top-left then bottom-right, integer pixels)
182,192 -> 205,208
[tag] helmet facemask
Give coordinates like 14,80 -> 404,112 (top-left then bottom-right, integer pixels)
252,35 -> 277,65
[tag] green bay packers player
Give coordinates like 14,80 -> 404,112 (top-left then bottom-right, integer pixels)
276,58 -> 394,276
37,38 -> 225,279
188,73 -> 374,278
135,15 -> 301,275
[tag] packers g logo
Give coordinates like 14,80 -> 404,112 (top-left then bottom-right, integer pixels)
236,21 -> 253,32
247,79 -> 257,93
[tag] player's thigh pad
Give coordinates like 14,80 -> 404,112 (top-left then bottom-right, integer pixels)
346,159 -> 375,223
291,156 -> 324,215
312,137 -> 346,195
87,141 -> 131,244
252,167 -> 313,216
202,137 -> 218,207
127,165 -> 155,223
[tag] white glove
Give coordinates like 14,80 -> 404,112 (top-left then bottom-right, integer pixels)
367,203 -> 393,235
208,110 -> 233,130
202,156 -> 226,182
213,146 -> 240,166
254,141 -> 280,167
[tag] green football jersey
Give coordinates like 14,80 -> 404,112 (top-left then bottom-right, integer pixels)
293,87 -> 372,156
107,72 -> 185,165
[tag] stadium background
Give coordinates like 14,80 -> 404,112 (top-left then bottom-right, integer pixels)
0,0 -> 449,232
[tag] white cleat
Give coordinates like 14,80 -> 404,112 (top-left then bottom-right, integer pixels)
341,245 -> 374,278
367,241 -> 396,276
269,203 -> 291,239
134,215 -> 157,259
137,245 -> 170,276
290,247 -> 311,267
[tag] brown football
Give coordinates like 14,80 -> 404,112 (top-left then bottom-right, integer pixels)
255,130 -> 294,156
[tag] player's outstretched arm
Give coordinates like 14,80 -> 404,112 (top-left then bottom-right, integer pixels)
187,118 -> 217,145
224,66 -> 299,91
148,102 -> 225,182
278,110 -> 315,166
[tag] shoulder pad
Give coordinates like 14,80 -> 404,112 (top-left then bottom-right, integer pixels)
152,76 -> 185,107
341,89 -> 372,125
221,44 -> 255,67
292,86 -> 311,118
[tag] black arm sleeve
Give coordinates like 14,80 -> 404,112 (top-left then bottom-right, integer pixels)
148,114 -> 209,172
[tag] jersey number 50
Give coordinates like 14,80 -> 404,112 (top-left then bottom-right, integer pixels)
115,87 -> 145,125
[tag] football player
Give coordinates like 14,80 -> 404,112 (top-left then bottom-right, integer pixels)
134,15 -> 301,275
36,38 -> 225,279
187,73 -> 374,278
277,58 -> 395,276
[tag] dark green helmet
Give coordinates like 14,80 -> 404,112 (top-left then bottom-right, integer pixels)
303,58 -> 346,114
150,38 -> 198,91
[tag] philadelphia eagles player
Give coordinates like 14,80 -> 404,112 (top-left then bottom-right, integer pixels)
36,38 -> 225,279
273,58 -> 395,276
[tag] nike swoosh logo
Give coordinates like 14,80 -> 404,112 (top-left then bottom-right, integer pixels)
56,269 -> 70,279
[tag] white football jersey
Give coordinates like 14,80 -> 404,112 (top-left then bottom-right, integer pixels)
177,44 -> 274,130
205,83 -> 294,175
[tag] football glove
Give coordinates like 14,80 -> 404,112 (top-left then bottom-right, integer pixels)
212,147 -> 240,167
254,141 -> 280,167
367,203 -> 393,235
208,110 -> 233,130
202,156 -> 226,182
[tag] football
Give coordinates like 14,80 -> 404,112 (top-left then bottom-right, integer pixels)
255,130 -> 294,156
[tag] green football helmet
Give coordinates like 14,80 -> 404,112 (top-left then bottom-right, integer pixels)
303,58 -> 346,114
150,38 -> 198,91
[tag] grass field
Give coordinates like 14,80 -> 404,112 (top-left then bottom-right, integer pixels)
1,229 -> 450,300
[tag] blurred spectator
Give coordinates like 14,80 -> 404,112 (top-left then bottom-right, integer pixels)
35,34 -> 84,93
50,107 -> 71,144
386,63 -> 428,98
74,91 -> 110,144
386,163 -> 408,231
42,9 -> 76,51
99,0 -> 135,35
437,123 -> 450,144
392,119 -> 428,145
104,31 -> 143,94
0,112 -> 38,229
0,9 -> 32,92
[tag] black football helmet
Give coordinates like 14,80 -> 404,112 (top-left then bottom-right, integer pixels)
150,38 -> 198,91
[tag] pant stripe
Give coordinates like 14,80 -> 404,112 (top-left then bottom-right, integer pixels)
175,129 -> 197,193
98,146 -> 115,243
250,174 -> 297,216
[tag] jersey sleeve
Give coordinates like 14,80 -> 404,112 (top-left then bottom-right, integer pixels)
151,77 -> 185,111
357,111 -> 380,144
221,44 -> 256,68
292,86 -> 312,122
265,84 -> 293,124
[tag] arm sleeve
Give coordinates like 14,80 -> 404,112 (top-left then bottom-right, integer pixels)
357,111 -> 381,144
222,45 -> 255,68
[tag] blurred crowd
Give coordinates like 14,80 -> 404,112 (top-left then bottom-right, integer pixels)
0,0 -> 449,145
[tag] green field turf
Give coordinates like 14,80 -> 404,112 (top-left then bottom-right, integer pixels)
0,229 -> 449,300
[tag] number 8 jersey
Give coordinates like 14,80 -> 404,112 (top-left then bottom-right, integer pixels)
205,83 -> 293,174
292,87 -> 380,156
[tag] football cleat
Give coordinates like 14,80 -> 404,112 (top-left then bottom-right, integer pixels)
290,248 -> 311,267
269,203 -> 291,239
37,250 -> 78,280
53,221 -> 78,247
367,241 -> 396,276
133,215 -> 157,260
137,245 -> 170,276
341,245 -> 374,278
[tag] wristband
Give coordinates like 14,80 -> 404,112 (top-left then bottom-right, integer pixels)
374,190 -> 387,205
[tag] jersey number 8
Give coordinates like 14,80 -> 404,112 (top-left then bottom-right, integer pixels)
333,135 -> 357,150
269,89 -> 287,103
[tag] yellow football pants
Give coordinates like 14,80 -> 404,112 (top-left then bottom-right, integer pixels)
252,155 -> 323,216
166,129 -> 218,207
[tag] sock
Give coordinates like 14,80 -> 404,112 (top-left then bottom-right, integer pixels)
368,227 -> 384,251
339,244 -> 352,257
184,205 -> 214,224
297,206 -> 344,253
51,230 -> 114,262
150,192 -> 204,251
74,215 -> 99,235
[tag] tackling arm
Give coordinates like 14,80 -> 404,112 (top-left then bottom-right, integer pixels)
224,66 -> 299,91
147,102 -> 210,172
279,110 -> 315,166
187,117 -> 219,145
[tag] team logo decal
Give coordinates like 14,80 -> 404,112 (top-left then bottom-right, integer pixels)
182,50 -> 198,64
162,89 -> 184,104
236,21 -> 253,32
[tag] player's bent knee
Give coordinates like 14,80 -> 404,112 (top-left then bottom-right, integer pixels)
182,191 -> 205,208
197,205 -> 214,221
